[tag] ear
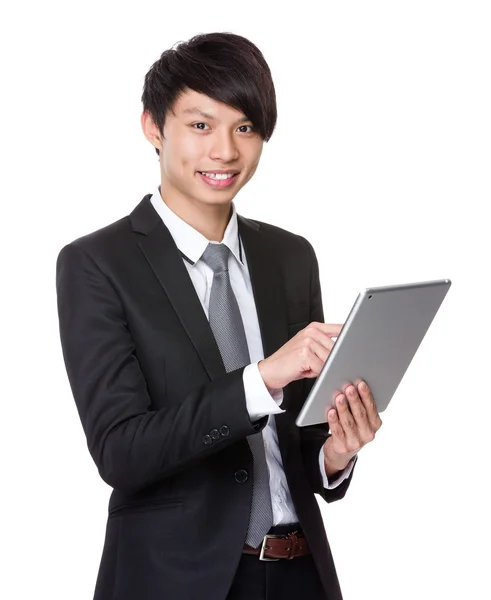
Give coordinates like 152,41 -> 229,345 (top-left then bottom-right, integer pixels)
140,111 -> 162,152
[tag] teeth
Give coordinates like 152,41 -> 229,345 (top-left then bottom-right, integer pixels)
201,172 -> 235,180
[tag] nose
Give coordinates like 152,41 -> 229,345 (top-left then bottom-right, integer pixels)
208,129 -> 240,162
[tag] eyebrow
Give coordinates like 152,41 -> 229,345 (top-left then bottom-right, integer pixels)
182,108 -> 250,124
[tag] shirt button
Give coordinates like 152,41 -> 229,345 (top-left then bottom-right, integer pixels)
202,434 -> 212,445
210,429 -> 220,440
219,426 -> 230,437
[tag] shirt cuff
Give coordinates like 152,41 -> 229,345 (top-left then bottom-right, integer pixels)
319,448 -> 358,489
243,362 -> 285,421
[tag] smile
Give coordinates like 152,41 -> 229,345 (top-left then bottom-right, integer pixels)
200,172 -> 235,180
197,172 -> 239,188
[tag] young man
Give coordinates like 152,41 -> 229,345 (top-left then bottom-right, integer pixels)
56,32 -> 382,600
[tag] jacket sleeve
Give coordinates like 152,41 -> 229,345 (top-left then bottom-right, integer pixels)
297,236 -> 357,503
56,243 -> 267,495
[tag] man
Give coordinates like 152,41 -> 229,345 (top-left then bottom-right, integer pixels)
56,32 -> 382,600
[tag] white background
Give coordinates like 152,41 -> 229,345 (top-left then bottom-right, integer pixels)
1,1 -> 490,599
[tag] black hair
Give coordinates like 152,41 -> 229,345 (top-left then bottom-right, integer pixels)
141,32 -> 277,156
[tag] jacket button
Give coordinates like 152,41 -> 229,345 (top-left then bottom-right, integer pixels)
210,429 -> 220,440
235,469 -> 248,483
202,434 -> 212,445
219,426 -> 230,437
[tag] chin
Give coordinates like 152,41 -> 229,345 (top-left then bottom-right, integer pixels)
203,197 -> 235,207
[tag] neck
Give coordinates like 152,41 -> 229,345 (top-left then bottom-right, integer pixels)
158,186 -> 232,242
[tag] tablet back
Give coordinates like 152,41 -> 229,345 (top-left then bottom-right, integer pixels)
295,279 -> 452,427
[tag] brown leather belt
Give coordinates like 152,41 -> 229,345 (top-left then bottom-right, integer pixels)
243,530 -> 310,561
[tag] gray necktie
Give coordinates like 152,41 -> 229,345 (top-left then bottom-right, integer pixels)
201,242 -> 274,548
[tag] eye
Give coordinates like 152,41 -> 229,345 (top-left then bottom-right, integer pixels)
238,125 -> 254,133
192,122 -> 210,130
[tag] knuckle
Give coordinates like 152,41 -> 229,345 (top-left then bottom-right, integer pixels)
344,417 -> 354,429
333,426 -> 344,437
300,345 -> 310,357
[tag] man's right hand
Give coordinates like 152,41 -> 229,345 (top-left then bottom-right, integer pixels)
258,322 -> 344,390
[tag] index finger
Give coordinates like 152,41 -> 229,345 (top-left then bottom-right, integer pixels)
309,322 -> 344,337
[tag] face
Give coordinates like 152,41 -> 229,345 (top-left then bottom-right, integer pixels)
142,88 -> 264,212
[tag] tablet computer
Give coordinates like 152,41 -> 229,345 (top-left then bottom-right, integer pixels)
295,278 -> 452,427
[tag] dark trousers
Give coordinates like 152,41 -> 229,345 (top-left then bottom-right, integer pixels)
226,523 -> 327,600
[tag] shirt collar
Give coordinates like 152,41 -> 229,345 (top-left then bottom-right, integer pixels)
149,186 -> 243,266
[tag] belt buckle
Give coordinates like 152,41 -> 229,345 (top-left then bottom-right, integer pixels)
259,534 -> 282,561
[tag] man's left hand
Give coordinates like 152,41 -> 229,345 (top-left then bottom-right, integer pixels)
323,380 -> 383,476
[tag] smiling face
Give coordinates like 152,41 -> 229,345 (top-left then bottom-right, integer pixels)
142,88 -> 264,216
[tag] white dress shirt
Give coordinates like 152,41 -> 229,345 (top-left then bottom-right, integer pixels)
150,187 -> 355,525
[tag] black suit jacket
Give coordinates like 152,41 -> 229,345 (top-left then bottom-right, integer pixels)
56,194 -> 356,600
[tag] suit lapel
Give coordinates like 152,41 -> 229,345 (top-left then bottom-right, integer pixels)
130,195 -> 225,381
129,195 -> 291,407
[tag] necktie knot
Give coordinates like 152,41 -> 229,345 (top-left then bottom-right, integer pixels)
200,243 -> 231,273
